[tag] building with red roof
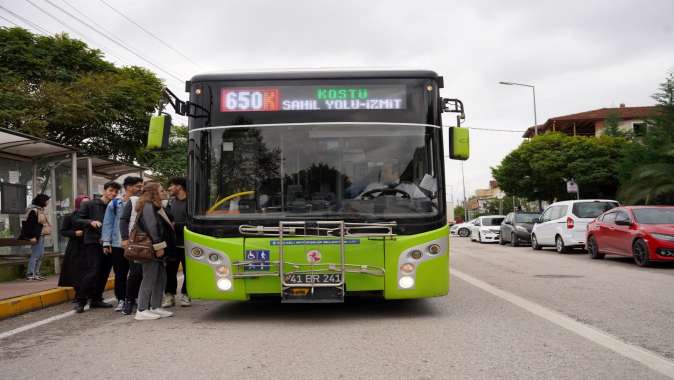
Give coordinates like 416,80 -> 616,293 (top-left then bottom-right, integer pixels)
522,105 -> 657,138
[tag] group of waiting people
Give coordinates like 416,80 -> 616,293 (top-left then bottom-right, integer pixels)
22,176 -> 190,321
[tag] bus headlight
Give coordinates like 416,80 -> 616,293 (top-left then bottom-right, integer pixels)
398,276 -> 415,289
216,278 -> 232,291
216,265 -> 230,276
428,244 -> 441,255
208,253 -> 221,263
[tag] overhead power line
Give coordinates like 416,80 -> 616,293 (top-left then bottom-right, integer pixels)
40,0 -> 185,83
24,0 -> 130,64
98,0 -> 202,68
0,4 -> 51,34
0,14 -> 20,27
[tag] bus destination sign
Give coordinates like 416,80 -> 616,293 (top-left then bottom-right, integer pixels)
220,85 -> 407,112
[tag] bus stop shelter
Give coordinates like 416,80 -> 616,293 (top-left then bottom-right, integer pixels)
0,127 -> 145,271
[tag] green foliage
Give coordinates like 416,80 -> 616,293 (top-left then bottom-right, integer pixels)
453,206 -> 465,221
618,72 -> 674,204
492,133 -> 627,202
481,197 -> 517,216
136,125 -> 188,184
0,27 -> 163,162
602,110 -> 623,137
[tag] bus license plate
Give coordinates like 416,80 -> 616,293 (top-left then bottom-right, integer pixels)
285,273 -> 342,284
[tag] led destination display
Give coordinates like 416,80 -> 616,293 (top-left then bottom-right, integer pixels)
220,85 -> 407,112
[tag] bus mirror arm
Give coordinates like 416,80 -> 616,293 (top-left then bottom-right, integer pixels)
160,87 -> 210,119
441,98 -> 465,127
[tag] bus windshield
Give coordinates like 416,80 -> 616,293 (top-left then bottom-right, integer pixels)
192,123 -> 441,219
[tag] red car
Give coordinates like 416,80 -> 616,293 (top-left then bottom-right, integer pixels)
586,206 -> 674,267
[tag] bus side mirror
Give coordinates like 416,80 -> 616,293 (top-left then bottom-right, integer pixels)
448,127 -> 469,160
147,114 -> 171,149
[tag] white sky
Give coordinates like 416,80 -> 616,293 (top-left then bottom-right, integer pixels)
2,0 -> 673,203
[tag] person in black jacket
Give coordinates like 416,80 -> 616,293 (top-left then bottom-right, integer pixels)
72,181 -> 121,313
20,194 -> 51,281
124,182 -> 176,321
58,195 -> 89,291
164,177 -> 190,307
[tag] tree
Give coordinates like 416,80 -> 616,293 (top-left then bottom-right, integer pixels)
602,110 -> 624,137
0,27 -> 163,162
453,206 -> 465,222
492,133 -> 627,203
136,125 -> 188,184
618,72 -> 674,204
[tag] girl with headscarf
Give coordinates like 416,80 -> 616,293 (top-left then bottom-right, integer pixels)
58,195 -> 90,291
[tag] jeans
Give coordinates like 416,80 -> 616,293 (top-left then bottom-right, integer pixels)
138,261 -> 166,311
27,236 -> 45,276
165,247 -> 187,296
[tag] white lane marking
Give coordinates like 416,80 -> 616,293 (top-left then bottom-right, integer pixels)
453,269 -> 674,379
1,274 -> 187,340
0,297 -> 116,340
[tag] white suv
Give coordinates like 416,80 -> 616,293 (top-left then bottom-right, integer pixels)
531,199 -> 619,253
469,215 -> 506,243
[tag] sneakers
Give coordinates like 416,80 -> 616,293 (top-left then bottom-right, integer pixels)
122,300 -> 135,316
34,273 -> 46,281
114,300 -> 124,311
26,274 -> 37,281
74,303 -> 85,313
90,300 -> 113,308
179,294 -> 192,307
134,310 -> 160,321
161,293 -> 175,308
149,308 -> 173,318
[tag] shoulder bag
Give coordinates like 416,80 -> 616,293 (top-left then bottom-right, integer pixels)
123,212 -> 156,262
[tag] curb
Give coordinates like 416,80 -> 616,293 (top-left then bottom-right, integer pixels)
0,278 -> 115,320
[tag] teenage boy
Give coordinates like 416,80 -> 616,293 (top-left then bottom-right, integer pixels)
163,177 -> 190,307
72,181 -> 121,313
101,176 -> 143,311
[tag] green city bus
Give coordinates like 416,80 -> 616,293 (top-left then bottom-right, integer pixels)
149,70 -> 468,302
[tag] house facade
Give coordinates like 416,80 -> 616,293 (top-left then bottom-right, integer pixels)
522,105 -> 656,138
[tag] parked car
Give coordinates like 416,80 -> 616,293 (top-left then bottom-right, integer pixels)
469,215 -> 506,243
499,211 -> 541,246
451,219 -> 476,237
531,199 -> 619,253
586,206 -> 674,267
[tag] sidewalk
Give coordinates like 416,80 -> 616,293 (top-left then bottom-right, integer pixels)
0,274 -> 114,320
0,275 -> 63,300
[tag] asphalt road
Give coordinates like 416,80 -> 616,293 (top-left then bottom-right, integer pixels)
1,237 -> 673,379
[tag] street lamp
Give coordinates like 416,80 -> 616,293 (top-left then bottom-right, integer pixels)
499,81 -> 538,136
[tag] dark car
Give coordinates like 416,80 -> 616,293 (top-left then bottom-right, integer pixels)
586,206 -> 674,267
499,211 -> 541,246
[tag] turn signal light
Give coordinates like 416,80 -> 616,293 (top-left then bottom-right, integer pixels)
409,250 -> 423,260
191,247 -> 203,258
567,217 -> 574,229
428,244 -> 441,255
216,265 -> 230,276
400,263 -> 415,273
208,253 -> 220,263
